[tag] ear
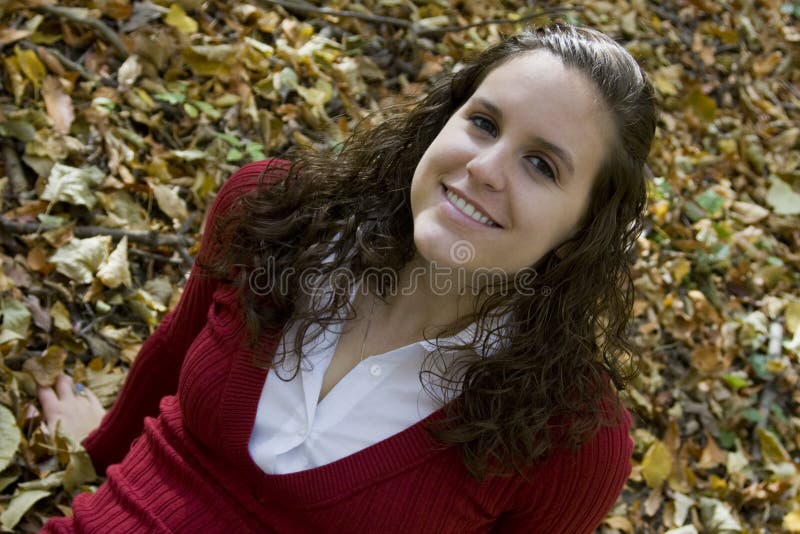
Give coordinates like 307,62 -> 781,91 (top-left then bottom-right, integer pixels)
554,241 -> 573,259
554,227 -> 582,259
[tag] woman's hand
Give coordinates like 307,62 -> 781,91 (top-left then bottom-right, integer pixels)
37,373 -> 107,445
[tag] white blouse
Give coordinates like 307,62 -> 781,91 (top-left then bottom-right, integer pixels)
248,278 -> 506,475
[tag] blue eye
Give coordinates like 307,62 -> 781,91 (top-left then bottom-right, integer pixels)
528,155 -> 556,181
470,115 -> 497,137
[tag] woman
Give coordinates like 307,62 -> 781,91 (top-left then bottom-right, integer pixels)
38,23 -> 655,532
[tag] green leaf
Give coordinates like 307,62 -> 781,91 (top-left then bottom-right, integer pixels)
695,190 -> 725,217
153,92 -> 186,105
723,373 -> 751,390
226,148 -> 243,162
183,102 -> 198,118
191,100 -> 221,119
215,132 -> 242,147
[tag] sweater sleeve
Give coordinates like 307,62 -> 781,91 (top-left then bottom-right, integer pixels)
493,407 -> 633,533
82,159 -> 287,474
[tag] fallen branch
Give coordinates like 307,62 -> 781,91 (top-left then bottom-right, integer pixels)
255,0 -> 579,37
0,218 -> 195,249
413,7 -> 585,36
255,0 -> 410,29
38,5 -> 128,58
128,247 -> 185,265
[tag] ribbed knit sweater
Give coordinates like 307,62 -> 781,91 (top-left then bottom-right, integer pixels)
42,160 -> 633,533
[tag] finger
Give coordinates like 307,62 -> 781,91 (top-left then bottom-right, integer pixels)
54,374 -> 74,399
83,387 -> 103,407
37,386 -> 60,411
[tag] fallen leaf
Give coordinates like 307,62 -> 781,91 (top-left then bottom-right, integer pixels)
22,346 -> 67,387
96,236 -> 132,288
50,300 -> 72,332
41,164 -> 105,208
14,45 -> 46,87
766,176 -> 800,215
49,235 -> 111,284
0,404 -> 22,471
42,76 -> 75,134
148,180 -> 189,222
784,509 -> 800,532
642,440 -> 673,488
698,497 -> 742,532
0,489 -> 50,531
165,3 -> 198,34
0,297 -> 32,344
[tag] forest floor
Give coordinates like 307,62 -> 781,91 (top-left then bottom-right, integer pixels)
0,0 -> 799,532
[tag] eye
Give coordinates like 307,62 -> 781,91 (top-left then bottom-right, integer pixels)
469,115 -> 497,137
527,155 -> 557,181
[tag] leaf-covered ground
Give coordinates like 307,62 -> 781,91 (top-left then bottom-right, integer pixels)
1,0 -> 799,532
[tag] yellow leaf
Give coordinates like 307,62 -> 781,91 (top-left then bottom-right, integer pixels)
786,301 -> 800,337
642,440 -> 672,488
165,3 -> 198,34
784,509 -> 800,532
685,87 -> 717,122
14,45 -> 46,87
50,300 -> 72,332
756,427 -> 791,464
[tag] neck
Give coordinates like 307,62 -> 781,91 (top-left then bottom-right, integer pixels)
366,253 -> 490,337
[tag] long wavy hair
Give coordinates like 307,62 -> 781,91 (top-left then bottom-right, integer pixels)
200,24 -> 656,480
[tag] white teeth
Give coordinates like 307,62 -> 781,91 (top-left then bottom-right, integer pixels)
446,188 -> 496,227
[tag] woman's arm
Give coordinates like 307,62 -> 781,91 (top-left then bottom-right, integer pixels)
79,159 -> 286,474
492,408 -> 633,533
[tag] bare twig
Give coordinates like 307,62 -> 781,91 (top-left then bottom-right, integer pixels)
128,248 -> 185,265
413,7 -> 585,36
38,5 -> 128,58
254,0 -> 578,36
0,218 -> 194,249
254,0 -> 411,28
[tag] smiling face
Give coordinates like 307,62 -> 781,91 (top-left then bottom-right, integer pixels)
409,51 -> 614,277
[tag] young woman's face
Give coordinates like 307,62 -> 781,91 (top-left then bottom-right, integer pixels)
410,50 -> 613,277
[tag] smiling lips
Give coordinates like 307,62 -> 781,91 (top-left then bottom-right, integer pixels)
443,185 -> 502,228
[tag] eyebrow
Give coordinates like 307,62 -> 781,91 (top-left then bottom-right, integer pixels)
474,97 -> 576,177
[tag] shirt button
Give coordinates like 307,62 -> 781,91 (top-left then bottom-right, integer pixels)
370,364 -> 382,377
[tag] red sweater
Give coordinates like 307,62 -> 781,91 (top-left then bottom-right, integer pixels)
42,160 -> 633,533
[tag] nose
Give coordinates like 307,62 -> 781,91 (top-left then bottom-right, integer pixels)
465,146 -> 508,191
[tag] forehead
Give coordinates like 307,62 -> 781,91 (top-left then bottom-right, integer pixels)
473,51 -> 604,112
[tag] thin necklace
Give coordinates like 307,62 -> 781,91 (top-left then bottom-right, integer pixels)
359,291 -> 377,362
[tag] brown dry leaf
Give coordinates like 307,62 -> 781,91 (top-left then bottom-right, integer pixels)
696,432 -> 727,470
42,76 -> 75,134
22,346 -> 67,387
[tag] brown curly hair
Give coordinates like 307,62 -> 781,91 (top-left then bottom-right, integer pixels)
200,24 -> 656,480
